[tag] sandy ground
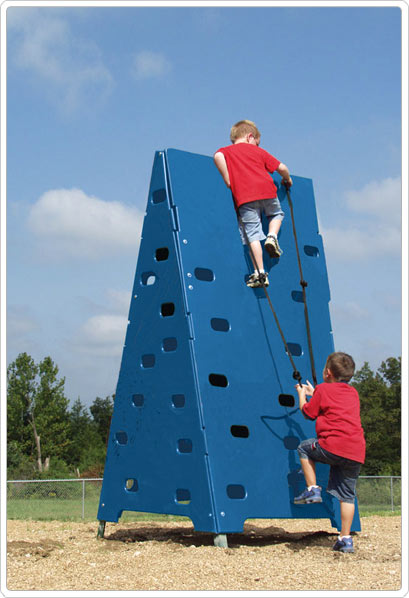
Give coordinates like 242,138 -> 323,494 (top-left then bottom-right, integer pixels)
5,516 -> 402,593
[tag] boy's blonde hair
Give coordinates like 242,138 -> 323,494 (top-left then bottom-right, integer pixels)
326,352 -> 355,382
230,120 -> 261,143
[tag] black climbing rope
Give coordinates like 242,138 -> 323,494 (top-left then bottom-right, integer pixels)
237,210 -> 302,386
285,187 -> 318,386
237,183 -> 319,387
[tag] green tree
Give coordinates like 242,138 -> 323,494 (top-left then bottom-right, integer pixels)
7,353 -> 71,474
35,356 -> 71,465
90,395 -> 114,446
68,398 -> 106,474
352,357 -> 401,475
68,398 -> 93,467
7,440 -> 34,479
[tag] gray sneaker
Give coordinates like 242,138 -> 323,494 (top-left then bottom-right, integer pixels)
246,272 -> 269,288
265,235 -> 283,258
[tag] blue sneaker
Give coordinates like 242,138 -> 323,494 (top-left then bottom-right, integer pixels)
333,536 -> 354,553
294,486 -> 322,504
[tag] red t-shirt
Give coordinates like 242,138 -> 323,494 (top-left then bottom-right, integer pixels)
217,143 -> 281,208
302,382 -> 366,464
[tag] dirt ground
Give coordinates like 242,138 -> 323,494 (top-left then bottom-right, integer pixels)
6,516 -> 402,593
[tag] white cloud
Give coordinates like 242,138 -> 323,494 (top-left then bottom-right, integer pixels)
73,314 -> 127,358
322,225 -> 400,261
345,177 -> 401,227
131,50 -> 172,80
8,7 -> 113,113
28,188 -> 143,260
322,177 -> 401,261
83,314 -> 126,346
69,287 -> 130,359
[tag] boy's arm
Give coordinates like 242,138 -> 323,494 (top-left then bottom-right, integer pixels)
296,384 -> 308,413
295,381 -> 315,418
214,152 -> 231,188
277,162 -> 293,188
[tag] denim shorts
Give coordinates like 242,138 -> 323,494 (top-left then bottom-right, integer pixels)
297,438 -> 362,504
238,198 -> 284,245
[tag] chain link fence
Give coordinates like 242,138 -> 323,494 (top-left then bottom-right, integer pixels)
356,476 -> 401,513
6,476 -> 401,521
7,478 -> 103,521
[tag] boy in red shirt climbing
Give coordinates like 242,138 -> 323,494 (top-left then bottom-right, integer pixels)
214,120 -> 292,288
295,352 -> 366,553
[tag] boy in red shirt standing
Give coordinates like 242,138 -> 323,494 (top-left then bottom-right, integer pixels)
294,352 -> 366,553
214,120 -> 292,288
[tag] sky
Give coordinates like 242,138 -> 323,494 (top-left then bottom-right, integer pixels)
2,1 -> 407,409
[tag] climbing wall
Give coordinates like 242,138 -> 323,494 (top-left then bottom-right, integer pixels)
97,148 -> 361,535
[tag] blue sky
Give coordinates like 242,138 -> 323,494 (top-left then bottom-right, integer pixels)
3,2 -> 406,407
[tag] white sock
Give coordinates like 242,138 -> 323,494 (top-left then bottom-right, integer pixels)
307,485 -> 319,491
268,233 -> 277,239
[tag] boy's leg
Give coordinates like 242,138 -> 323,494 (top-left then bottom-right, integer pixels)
264,198 -> 284,258
265,216 -> 283,258
238,202 -> 266,277
268,217 -> 282,237
294,439 -> 322,504
294,457 -> 322,503
249,240 -> 264,273
333,501 -> 355,552
326,457 -> 360,552
340,501 -> 355,537
299,457 -> 317,488
246,240 -> 269,287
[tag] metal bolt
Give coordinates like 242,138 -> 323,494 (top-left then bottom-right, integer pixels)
183,239 -> 188,244
188,285 -> 193,290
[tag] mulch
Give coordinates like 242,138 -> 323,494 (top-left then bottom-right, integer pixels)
6,515 -> 402,592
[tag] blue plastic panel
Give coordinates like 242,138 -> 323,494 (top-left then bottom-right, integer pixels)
97,148 -> 361,534
97,152 -> 216,530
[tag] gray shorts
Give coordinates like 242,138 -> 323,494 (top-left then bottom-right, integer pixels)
238,198 -> 284,245
297,438 -> 362,504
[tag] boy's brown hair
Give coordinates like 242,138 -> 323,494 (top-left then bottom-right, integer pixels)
326,352 -> 355,382
230,120 -> 261,143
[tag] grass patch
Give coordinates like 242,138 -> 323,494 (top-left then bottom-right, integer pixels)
8,497 -> 399,523
7,499 -> 190,523
360,509 -> 401,517
7,498 -> 99,521
7,478 -> 401,523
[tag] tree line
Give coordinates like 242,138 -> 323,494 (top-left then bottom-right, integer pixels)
7,352 -> 401,480
7,353 -> 113,479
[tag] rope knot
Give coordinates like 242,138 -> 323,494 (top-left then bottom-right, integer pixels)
292,370 -> 302,384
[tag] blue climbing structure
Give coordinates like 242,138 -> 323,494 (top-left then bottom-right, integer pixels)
97,148 -> 361,537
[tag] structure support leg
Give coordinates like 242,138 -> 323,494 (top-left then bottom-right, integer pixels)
97,520 -> 106,539
214,533 -> 228,548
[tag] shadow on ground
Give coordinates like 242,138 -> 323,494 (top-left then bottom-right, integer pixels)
105,522 -> 338,551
